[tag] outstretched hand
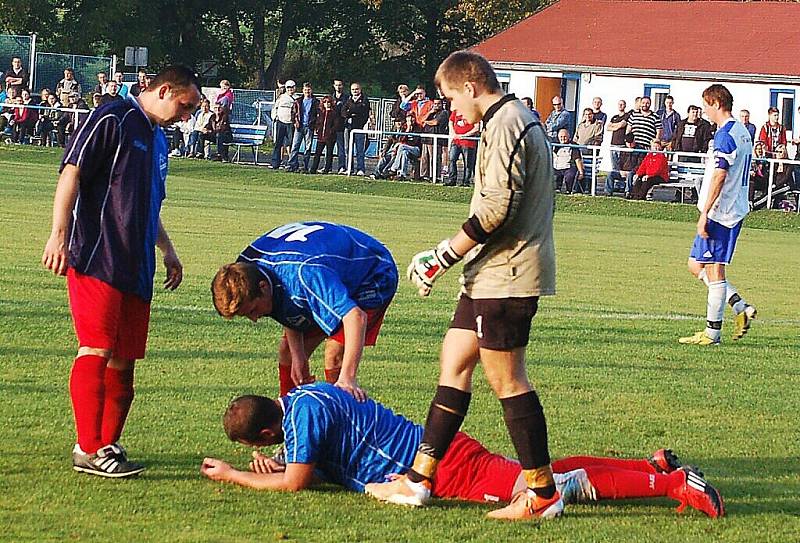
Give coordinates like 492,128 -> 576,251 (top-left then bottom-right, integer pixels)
201,457 -> 232,481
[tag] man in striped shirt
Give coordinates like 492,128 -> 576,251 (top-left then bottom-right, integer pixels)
627,96 -> 663,150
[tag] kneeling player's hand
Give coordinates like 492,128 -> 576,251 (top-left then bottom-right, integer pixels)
201,457 -> 232,481
407,239 -> 462,297
250,451 -> 285,474
335,378 -> 368,402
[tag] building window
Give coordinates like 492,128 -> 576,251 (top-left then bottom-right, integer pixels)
643,84 -> 670,111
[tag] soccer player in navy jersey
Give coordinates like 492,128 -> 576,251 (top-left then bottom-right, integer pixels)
200,383 -> 724,518
211,222 -> 398,401
42,65 -> 202,478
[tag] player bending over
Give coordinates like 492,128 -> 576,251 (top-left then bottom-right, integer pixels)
211,222 -> 398,400
679,84 -> 756,346
200,383 -> 724,518
42,66 -> 202,478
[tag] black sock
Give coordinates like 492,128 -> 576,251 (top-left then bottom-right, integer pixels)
501,391 -> 551,471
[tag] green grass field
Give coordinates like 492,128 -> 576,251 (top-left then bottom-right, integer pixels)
1,146 -> 798,542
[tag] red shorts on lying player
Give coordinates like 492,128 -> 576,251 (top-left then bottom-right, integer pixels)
432,433 -> 724,518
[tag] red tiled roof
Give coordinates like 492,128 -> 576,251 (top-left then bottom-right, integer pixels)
474,0 -> 800,77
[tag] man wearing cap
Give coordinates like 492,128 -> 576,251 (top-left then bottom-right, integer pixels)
271,80 -> 296,169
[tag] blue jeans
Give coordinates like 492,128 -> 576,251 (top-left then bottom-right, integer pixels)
448,144 -> 476,185
390,144 -> 420,178
187,131 -> 201,155
288,125 -> 314,171
350,132 -> 366,172
335,131 -> 347,170
271,121 -> 291,168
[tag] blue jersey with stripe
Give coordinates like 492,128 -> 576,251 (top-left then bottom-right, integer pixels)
698,118 -> 751,227
62,96 -> 168,301
237,222 -> 398,334
281,383 -> 422,492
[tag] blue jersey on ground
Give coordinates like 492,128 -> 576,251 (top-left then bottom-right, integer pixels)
62,96 -> 168,301
237,222 -> 398,334
281,383 -> 422,492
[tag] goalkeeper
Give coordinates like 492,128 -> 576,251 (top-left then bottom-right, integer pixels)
365,50 -> 560,521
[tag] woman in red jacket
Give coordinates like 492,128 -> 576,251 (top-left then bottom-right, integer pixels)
11,92 -> 37,143
310,96 -> 340,174
630,139 -> 670,200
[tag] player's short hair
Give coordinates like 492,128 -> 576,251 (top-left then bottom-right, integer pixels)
145,65 -> 200,95
702,84 -> 734,112
211,262 -> 264,319
223,395 -> 282,443
434,50 -> 500,93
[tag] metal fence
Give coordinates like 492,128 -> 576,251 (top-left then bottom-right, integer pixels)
34,52 -> 113,97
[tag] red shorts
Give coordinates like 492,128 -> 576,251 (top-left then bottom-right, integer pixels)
432,432 -> 522,503
328,304 -> 389,346
67,268 -> 151,360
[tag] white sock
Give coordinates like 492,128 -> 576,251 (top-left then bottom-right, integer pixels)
706,281 -> 726,341
726,283 -> 747,314
697,268 -> 710,287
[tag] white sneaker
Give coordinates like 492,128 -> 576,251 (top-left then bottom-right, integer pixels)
169,150 -> 182,157
356,170 -> 365,176
337,168 -> 347,175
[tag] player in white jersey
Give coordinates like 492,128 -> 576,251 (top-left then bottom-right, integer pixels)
679,84 -> 756,346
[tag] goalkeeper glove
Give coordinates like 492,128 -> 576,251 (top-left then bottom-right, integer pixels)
407,239 -> 462,297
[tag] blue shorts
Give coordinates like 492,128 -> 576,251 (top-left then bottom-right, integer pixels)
689,218 -> 742,265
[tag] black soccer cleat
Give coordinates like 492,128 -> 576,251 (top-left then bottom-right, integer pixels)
72,444 -> 145,478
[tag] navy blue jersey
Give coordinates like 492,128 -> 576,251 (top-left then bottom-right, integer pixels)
281,383 -> 422,492
237,222 -> 398,334
62,96 -> 168,301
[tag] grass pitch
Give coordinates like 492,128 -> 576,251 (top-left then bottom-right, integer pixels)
1,146 -> 798,542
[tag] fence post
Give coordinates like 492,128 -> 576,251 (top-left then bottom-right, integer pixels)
111,54 -> 117,78
347,130 -> 354,176
29,33 -> 37,91
766,160 -> 775,209
591,146 -> 598,196
432,136 -> 438,184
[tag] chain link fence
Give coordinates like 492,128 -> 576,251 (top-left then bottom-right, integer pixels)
33,52 -> 113,98
0,34 -> 33,88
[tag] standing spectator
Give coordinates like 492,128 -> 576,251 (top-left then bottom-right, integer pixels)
591,96 -> 606,126
748,141 -> 768,206
331,79 -> 350,173
521,97 -> 540,120
420,99 -> 447,181
216,80 -> 235,110
627,96 -> 662,150
4,56 -> 28,95
93,72 -> 109,96
573,108 -> 603,146
407,86 -> 433,133
629,139 -> 670,200
545,96 -> 572,142
390,84 -> 412,130
758,107 -> 786,156
129,69 -> 147,97
372,114 -> 421,180
270,80 -> 296,169
658,95 -> 681,148
189,99 -> 214,158
310,96 -> 340,174
113,72 -> 129,99
55,68 -> 81,106
605,99 -> 630,194
209,103 -> 232,161
287,82 -> 319,173
39,88 -> 51,106
342,82 -> 370,176
671,105 -> 714,155
445,109 -> 478,186
100,81 -> 124,106
552,128 -> 584,193
739,109 -> 756,142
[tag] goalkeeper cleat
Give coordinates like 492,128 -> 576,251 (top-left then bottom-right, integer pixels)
669,467 -> 725,518
678,330 -> 720,345
486,489 -> 564,520
72,443 -> 145,478
732,304 -> 757,341
648,448 -> 682,474
364,474 -> 431,507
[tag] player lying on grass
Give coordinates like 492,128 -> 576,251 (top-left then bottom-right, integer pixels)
211,222 -> 398,401
200,383 -> 724,518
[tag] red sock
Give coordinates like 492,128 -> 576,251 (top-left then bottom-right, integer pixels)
553,455 -> 657,474
69,355 -> 108,454
584,465 -> 669,499
324,368 -> 341,384
279,365 -> 296,397
101,366 -> 135,445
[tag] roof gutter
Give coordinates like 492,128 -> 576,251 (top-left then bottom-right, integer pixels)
488,61 -> 800,85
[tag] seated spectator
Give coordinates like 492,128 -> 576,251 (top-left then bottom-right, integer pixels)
545,96 -> 572,142
91,93 -> 102,109
758,107 -> 786,156
56,92 -> 86,147
552,128 -> 584,193
55,68 -> 81,105
92,72 -> 108,95
771,143 -> 796,195
310,96 -> 340,174
216,79 -> 235,110
100,81 -> 124,106
573,108 -> 603,146
604,131 -> 640,196
188,99 -> 213,158
11,89 -> 38,144
372,114 -> 421,180
208,103 -> 232,161
749,141 -> 769,206
671,105 -> 714,156
34,93 -> 60,146
169,113 -> 195,157
630,139 -> 670,200
38,88 -> 51,106
0,87 -> 15,134
657,95 -> 680,148
446,108 -> 478,187
739,109 -> 756,142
